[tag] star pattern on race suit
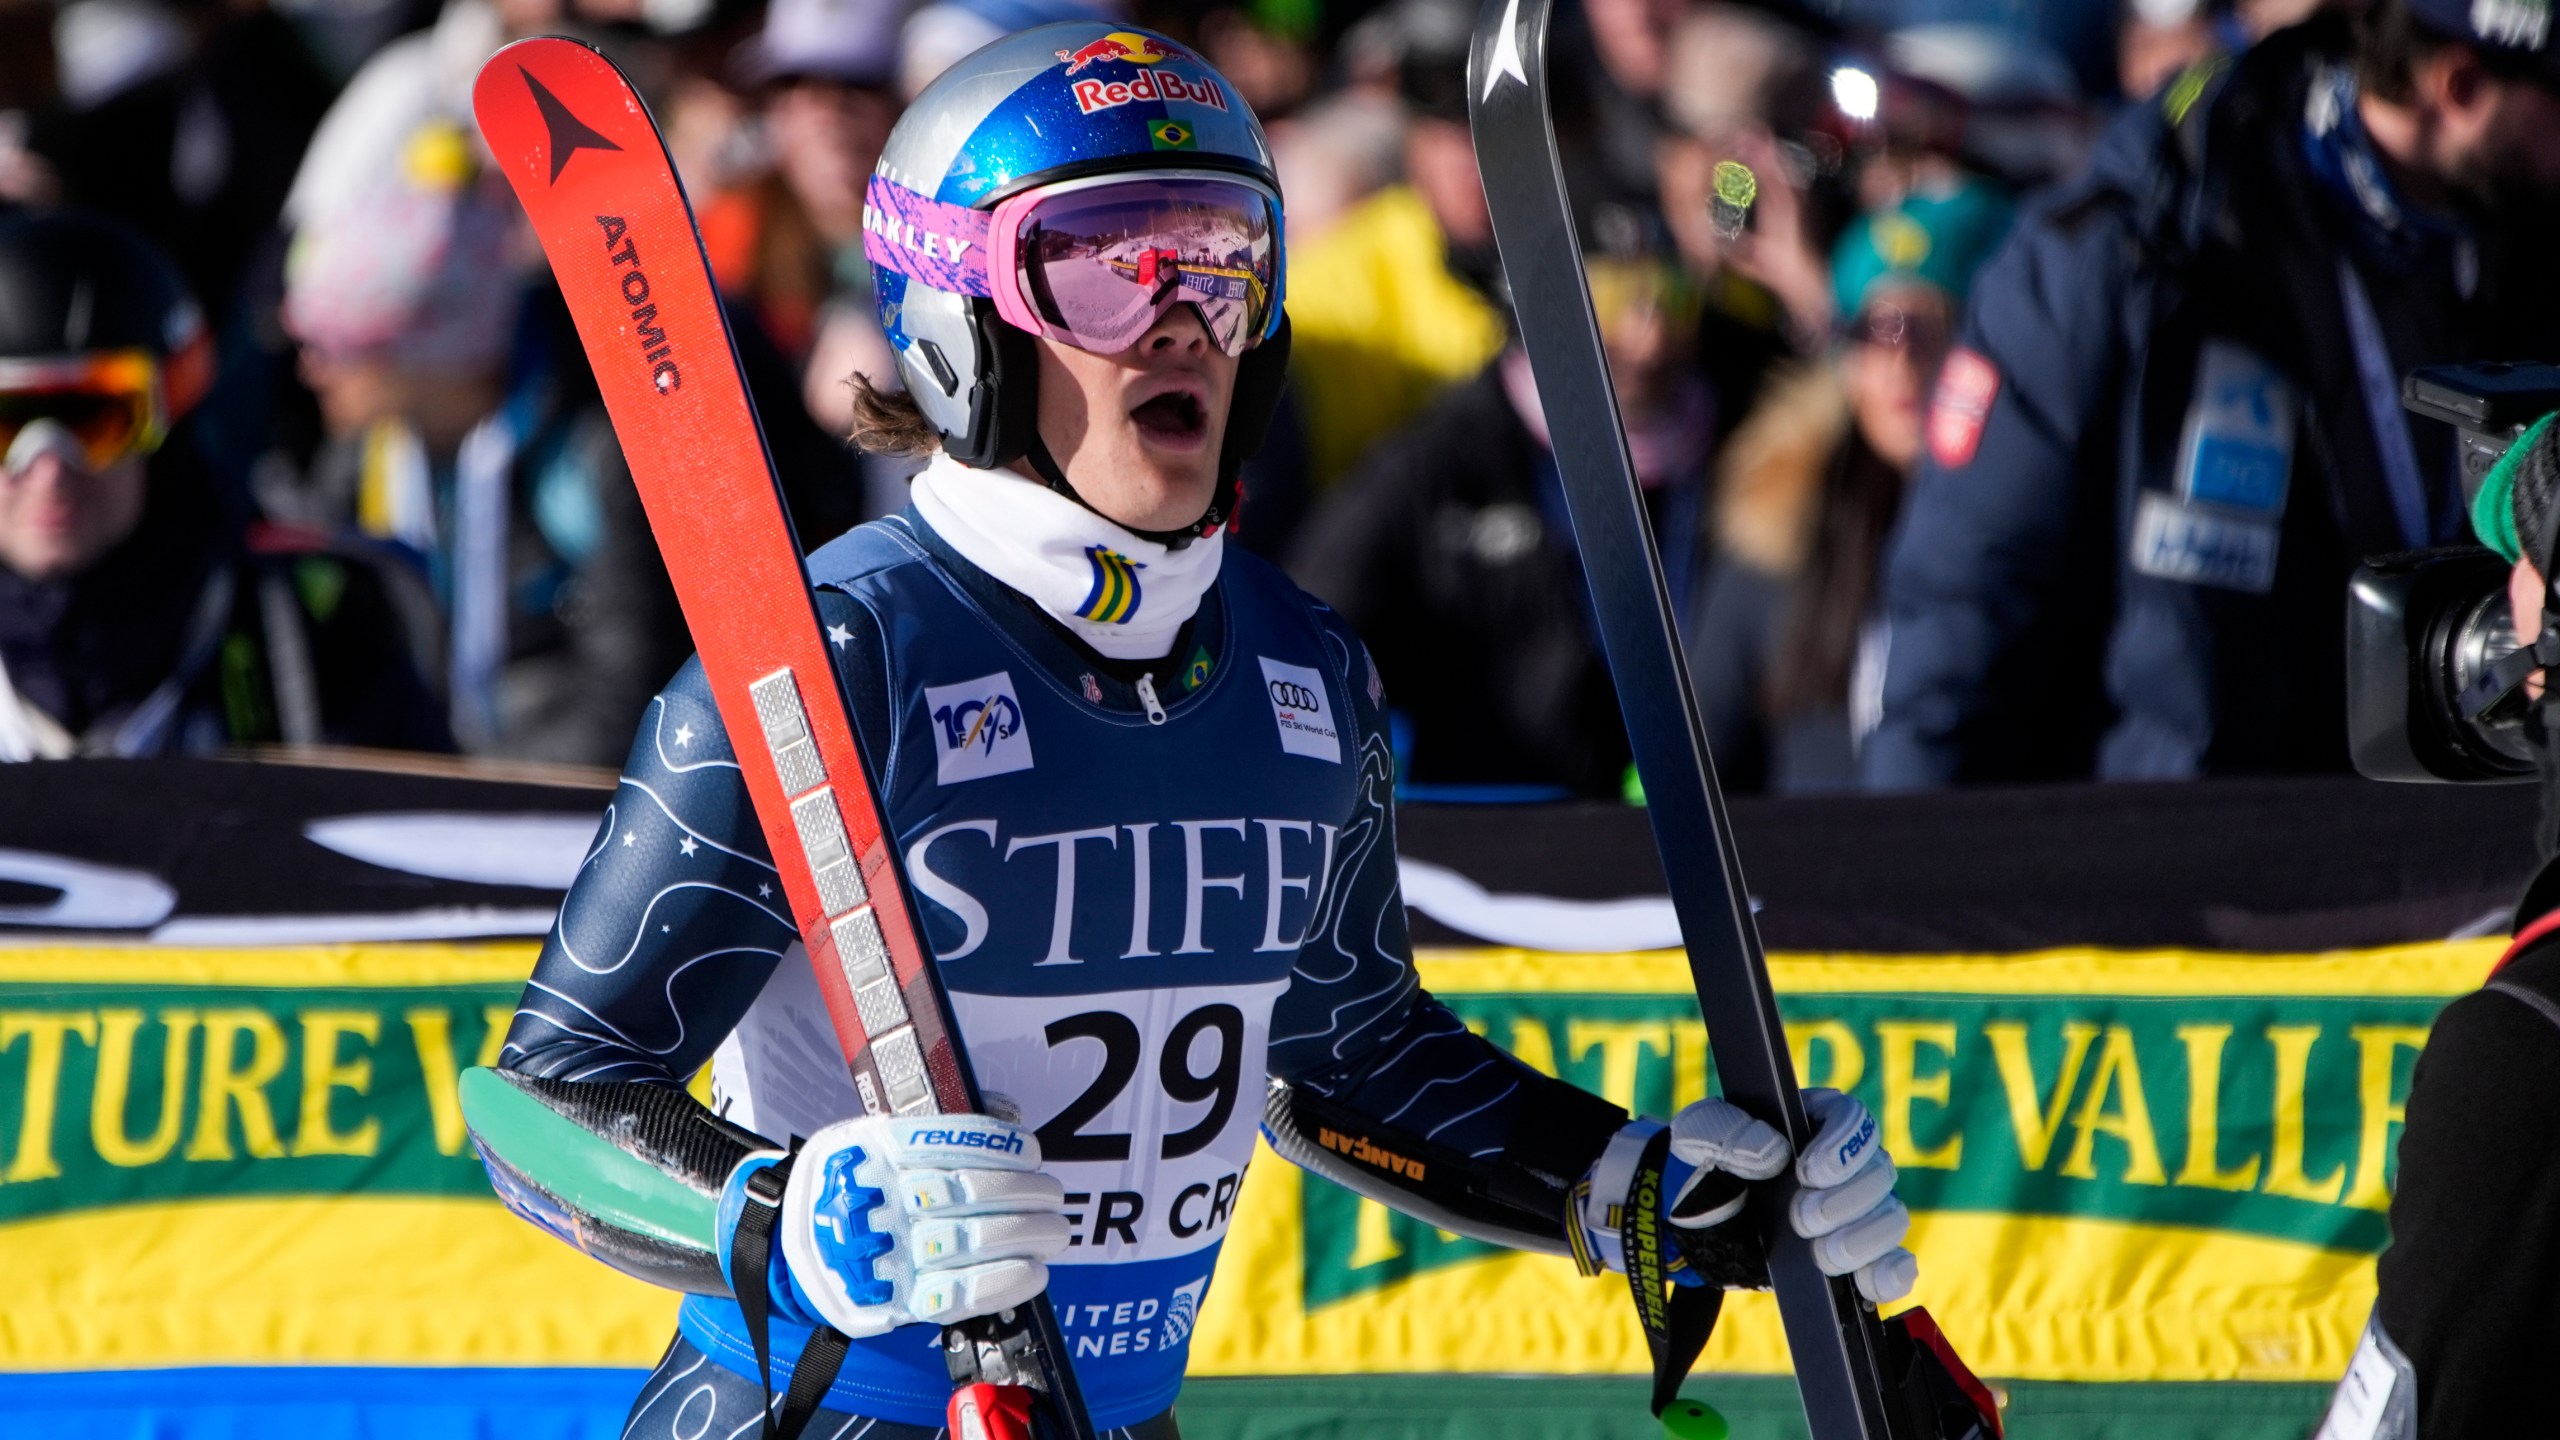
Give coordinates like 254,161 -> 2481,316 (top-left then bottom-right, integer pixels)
827,622 -> 853,649
502,674 -> 798,1082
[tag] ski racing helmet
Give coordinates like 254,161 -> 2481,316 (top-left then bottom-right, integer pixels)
0,210 -> 213,476
865,21 -> 1289,542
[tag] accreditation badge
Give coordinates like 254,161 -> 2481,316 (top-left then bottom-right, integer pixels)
2131,340 -> 2298,593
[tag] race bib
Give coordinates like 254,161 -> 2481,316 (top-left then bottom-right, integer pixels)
950,978 -> 1291,1264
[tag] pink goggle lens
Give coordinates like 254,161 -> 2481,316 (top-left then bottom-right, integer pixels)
1003,177 -> 1277,357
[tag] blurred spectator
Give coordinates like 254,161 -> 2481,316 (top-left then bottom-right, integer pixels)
705,0 -> 901,448
18,0 -> 336,328
0,211 -> 447,759
899,0 -> 1106,98
1288,249 -> 1714,798
1832,0 -> 2120,100
280,111 -> 864,765
1196,0 -> 1322,121
2120,0 -> 2225,99
1867,2 -> 2560,788
1281,0 -> 1509,507
1552,0 -> 1682,217
1265,83 -> 1402,244
1652,3 -> 1836,353
1877,24 -> 2093,188
279,120 -> 689,764
1689,178 -> 2011,793
285,0 -> 508,239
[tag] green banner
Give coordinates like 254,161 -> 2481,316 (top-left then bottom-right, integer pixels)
0,984 -> 517,1222
1306,988 -> 2432,1307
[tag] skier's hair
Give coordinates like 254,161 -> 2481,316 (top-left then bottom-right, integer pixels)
845,371 -> 942,458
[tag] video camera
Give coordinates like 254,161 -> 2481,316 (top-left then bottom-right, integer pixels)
2349,361 -> 2560,782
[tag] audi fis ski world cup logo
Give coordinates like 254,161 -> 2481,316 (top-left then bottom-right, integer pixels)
1258,656 -> 1340,763
595,215 -> 680,395
924,671 -> 1036,784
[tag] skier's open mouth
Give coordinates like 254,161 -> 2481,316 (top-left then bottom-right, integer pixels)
1130,390 -> 1207,445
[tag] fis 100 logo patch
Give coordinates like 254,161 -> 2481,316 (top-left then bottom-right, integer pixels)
925,671 -> 1035,785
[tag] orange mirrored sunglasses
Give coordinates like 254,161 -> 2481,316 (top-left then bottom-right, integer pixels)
0,349 -> 182,472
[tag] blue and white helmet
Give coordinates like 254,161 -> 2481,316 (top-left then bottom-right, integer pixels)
865,22 -> 1291,514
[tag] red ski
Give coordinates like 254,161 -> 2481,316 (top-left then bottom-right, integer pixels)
472,36 -> 1091,1440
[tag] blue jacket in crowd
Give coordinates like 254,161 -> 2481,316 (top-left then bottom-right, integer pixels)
1863,18 -> 2560,786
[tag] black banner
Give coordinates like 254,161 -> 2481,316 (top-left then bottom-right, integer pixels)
0,759 -> 2534,953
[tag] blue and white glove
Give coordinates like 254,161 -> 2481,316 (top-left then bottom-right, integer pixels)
1576,1088 -> 1918,1304
717,1112 -> 1071,1339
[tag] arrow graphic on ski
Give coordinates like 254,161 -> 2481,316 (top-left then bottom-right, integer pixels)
1480,0 -> 1526,98
472,37 -> 1093,1438
518,68 -> 621,181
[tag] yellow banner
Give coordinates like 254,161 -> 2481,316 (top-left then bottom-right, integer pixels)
0,939 -> 2494,1381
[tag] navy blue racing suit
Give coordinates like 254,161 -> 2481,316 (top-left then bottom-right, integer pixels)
1862,19 -> 2560,786
477,509 -> 1629,1434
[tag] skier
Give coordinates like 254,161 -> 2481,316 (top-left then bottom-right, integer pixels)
464,25 -> 1920,1438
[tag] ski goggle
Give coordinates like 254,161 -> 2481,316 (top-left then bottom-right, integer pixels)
990,173 -> 1280,356
0,350 -> 177,474
866,171 -> 1282,358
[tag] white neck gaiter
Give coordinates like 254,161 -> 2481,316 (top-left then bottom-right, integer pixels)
909,451 -> 1224,661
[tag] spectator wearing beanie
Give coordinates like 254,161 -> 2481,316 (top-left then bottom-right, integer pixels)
1687,177 -> 2013,793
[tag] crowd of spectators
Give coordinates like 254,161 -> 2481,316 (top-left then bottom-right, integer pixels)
0,0 -> 2551,797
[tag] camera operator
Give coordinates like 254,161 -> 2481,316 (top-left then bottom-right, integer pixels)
2318,415 -> 2560,1439
1865,0 -> 2560,787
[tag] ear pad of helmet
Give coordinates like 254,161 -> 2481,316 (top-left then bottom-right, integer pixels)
946,300 -> 1042,471
1220,313 -> 1291,486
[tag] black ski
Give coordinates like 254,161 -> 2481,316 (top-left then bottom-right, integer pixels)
1466,2 -> 1981,1437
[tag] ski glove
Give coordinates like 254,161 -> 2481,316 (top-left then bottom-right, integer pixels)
1577,1088 -> 1918,1305
715,1113 -> 1071,1339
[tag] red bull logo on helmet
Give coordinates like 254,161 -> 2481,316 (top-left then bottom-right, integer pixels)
1070,66 -> 1230,117
1056,31 -> 1188,73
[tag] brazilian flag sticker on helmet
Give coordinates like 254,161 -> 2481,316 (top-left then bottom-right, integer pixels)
1149,118 -> 1198,151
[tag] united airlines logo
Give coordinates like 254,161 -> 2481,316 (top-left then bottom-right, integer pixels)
923,671 -> 1036,785
1161,1277 -> 1207,1349
1076,546 -> 1145,625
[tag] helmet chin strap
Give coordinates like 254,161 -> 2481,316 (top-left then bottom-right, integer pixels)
1021,432 -> 1236,550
